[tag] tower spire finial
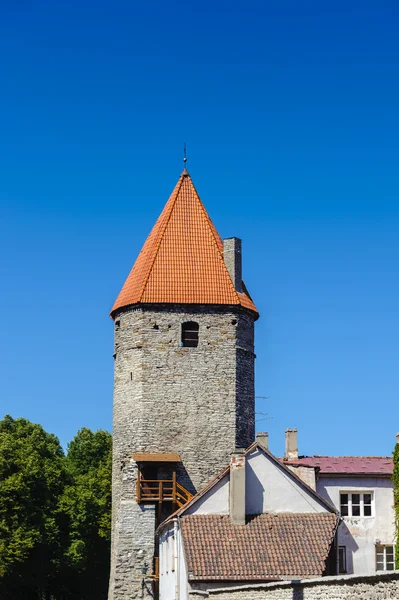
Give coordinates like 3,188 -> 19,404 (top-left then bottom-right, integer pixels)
183,142 -> 187,169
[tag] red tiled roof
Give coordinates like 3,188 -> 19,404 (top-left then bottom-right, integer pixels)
181,513 -> 338,581
285,456 -> 393,475
111,170 -> 258,316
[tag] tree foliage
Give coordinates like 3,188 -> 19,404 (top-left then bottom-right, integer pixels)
393,439 -> 399,568
0,416 -> 112,600
60,428 -> 112,599
0,415 -> 67,599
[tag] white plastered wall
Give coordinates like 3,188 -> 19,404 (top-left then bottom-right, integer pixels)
159,522 -> 189,600
245,448 -> 329,514
316,476 -> 395,575
185,476 -> 229,515
159,526 -> 176,600
178,527 -> 188,600
186,447 -> 330,516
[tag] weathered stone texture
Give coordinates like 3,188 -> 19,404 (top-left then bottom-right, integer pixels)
109,304 -> 256,600
190,572 -> 399,600
113,305 -> 255,489
109,459 -> 156,600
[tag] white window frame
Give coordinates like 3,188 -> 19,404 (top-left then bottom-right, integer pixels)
376,544 -> 395,572
171,534 -> 175,572
165,534 -> 169,573
339,491 -> 374,518
160,534 -> 164,576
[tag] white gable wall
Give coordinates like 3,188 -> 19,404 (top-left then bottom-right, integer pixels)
186,447 -> 330,516
185,475 -> 229,515
246,448 -> 329,514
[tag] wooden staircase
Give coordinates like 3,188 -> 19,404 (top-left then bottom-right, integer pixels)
136,472 -> 193,519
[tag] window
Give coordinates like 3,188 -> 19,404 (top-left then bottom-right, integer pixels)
340,492 -> 373,517
338,546 -> 347,573
181,322 -> 199,347
376,545 -> 395,571
171,535 -> 175,572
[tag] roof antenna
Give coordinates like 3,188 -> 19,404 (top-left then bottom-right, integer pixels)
183,142 -> 187,169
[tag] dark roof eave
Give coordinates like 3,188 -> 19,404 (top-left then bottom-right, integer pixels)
111,300 -> 259,320
188,576 -> 283,582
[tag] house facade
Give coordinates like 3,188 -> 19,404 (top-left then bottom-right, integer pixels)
158,442 -> 339,600
282,429 -> 395,577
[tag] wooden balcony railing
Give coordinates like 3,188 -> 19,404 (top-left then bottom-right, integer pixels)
136,472 -> 193,508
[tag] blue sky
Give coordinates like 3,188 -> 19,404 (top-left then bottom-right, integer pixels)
0,1 -> 398,457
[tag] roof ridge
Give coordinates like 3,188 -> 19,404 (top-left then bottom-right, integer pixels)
137,173 -> 185,302
302,455 -> 392,459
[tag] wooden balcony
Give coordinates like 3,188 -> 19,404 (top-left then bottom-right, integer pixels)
136,472 -> 193,509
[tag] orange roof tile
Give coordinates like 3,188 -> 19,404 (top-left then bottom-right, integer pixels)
111,170 -> 258,316
181,513 -> 338,580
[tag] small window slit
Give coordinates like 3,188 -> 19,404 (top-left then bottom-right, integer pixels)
181,322 -> 199,348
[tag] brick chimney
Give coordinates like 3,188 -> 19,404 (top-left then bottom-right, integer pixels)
229,449 -> 246,525
256,432 -> 269,449
223,238 -> 242,293
284,428 -> 298,460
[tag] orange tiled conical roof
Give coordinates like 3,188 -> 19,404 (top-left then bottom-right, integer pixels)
111,170 -> 258,316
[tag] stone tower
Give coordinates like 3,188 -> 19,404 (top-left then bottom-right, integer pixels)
108,169 -> 258,599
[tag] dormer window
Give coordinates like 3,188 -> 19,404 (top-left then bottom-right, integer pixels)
181,322 -> 199,348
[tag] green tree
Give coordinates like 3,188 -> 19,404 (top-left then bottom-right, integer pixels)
60,428 -> 112,599
0,415 -> 67,600
393,438 -> 399,568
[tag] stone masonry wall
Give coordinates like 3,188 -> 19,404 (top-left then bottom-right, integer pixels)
189,572 -> 399,600
109,304 -> 256,600
108,458 -> 156,600
235,313 -> 255,448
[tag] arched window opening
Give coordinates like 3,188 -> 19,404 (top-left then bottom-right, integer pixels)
181,322 -> 199,348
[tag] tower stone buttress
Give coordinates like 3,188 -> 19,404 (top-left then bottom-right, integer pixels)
108,170 -> 258,599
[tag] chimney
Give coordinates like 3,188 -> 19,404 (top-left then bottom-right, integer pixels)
256,432 -> 269,449
284,428 -> 298,460
223,238 -> 242,293
229,449 -> 246,525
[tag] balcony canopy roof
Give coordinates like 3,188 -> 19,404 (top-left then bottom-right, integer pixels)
133,452 -> 181,463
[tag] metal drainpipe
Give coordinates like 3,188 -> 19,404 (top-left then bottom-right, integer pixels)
174,519 -> 180,600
